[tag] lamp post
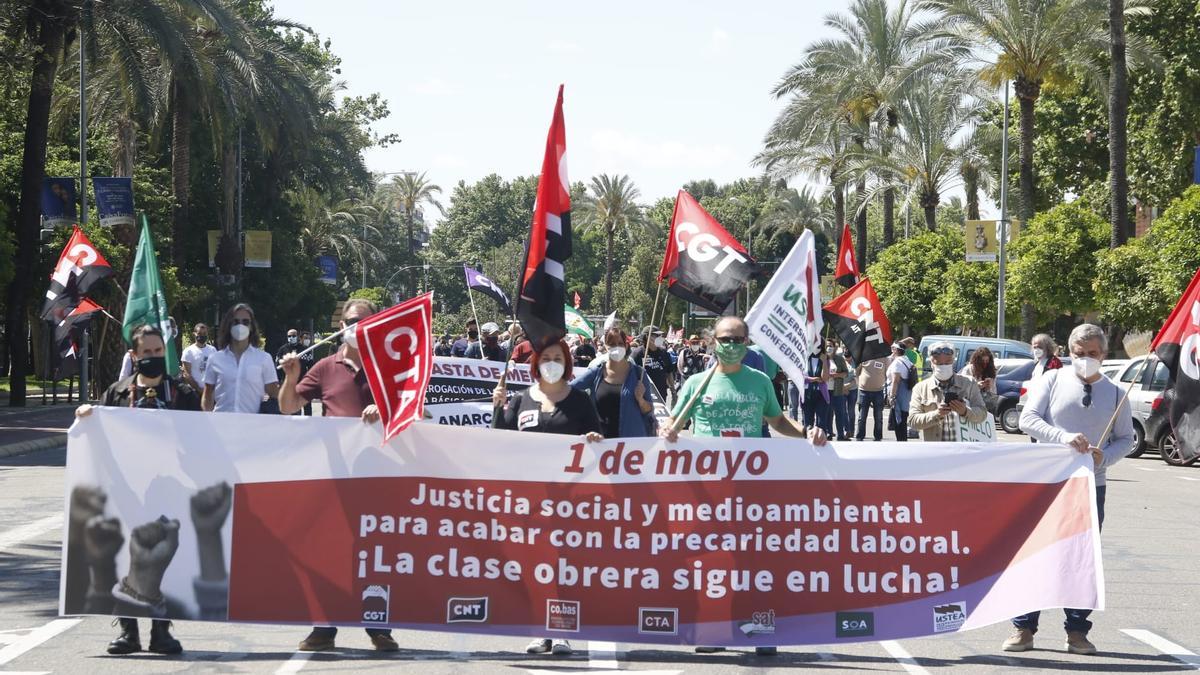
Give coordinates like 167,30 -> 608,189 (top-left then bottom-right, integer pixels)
996,80 -> 1011,339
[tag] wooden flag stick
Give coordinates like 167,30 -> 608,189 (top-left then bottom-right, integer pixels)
670,361 -> 717,433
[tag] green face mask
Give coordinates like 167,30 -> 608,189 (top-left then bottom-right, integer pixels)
714,341 -> 747,365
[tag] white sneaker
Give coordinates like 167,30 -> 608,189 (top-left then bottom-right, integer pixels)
551,639 -> 573,655
526,638 -> 552,654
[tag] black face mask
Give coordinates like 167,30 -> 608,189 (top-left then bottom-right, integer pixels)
137,356 -> 166,379
194,335 -> 207,344
468,330 -> 479,340
485,335 -> 497,345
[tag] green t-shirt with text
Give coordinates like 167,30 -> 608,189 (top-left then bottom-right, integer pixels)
671,366 -> 781,438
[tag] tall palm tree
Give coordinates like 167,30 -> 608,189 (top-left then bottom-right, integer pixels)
957,124 -> 999,220
751,186 -> 830,251
1106,0 -> 1155,245
293,188 -> 383,286
576,174 -> 654,313
386,172 -> 444,296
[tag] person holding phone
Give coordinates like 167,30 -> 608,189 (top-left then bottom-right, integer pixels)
907,341 -> 987,441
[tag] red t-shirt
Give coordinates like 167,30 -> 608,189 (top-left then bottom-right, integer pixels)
510,340 -> 534,364
295,351 -> 374,417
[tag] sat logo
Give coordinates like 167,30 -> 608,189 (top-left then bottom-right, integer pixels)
361,585 -> 389,623
446,597 -> 489,623
638,607 -> 678,635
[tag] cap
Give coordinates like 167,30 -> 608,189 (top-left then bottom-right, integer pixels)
481,322 -> 500,335
689,334 -> 700,341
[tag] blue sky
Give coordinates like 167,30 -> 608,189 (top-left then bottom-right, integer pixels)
281,0 -> 987,218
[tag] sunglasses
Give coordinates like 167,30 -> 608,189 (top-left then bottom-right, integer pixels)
715,336 -> 747,345
930,347 -> 954,356
1083,382 -> 1092,408
232,318 -> 252,326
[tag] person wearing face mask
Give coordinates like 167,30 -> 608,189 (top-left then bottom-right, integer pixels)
960,346 -> 999,411
451,319 -> 480,358
277,298 -> 398,652
573,328 -> 659,439
492,338 -> 603,657
637,327 -> 675,404
201,303 -> 280,413
886,343 -> 915,441
466,322 -> 507,361
275,328 -> 315,415
1030,333 -> 1063,378
180,323 -> 216,393
75,324 -> 200,655
907,341 -> 987,441
827,338 -> 853,441
1005,323 -> 1134,656
678,335 -> 709,383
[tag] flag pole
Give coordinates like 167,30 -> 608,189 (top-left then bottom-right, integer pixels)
282,323 -> 352,363
670,360 -> 718,433
1096,354 -> 1154,452
467,286 -> 482,339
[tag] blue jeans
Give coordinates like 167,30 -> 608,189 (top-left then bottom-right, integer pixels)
801,388 -> 831,434
830,393 -> 850,438
788,382 -> 800,421
1012,484 -> 1107,635
856,390 -> 884,441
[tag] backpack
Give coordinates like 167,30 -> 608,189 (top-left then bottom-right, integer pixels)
904,358 -> 919,390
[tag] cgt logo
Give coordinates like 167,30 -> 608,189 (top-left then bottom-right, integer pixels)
361,585 -> 389,623
835,611 -> 874,638
933,602 -> 967,633
446,597 -> 489,623
638,608 -> 678,635
546,599 -> 580,632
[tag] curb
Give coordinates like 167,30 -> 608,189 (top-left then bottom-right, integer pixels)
0,435 -> 67,459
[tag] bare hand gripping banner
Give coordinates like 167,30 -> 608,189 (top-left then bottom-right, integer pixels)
62,408 -> 1103,645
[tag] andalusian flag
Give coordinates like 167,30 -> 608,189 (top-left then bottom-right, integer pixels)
564,304 -> 594,339
123,216 -> 178,375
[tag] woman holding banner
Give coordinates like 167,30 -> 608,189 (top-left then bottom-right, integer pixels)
492,339 -> 603,656
571,327 -> 659,439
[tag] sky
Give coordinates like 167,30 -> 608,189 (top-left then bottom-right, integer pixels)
280,0 -> 989,221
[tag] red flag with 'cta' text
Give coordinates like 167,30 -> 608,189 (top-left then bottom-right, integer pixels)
355,293 -> 434,442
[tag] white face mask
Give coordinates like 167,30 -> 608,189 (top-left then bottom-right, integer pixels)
342,325 -> 358,350
933,363 -> 955,381
538,361 -> 565,384
1073,356 -> 1100,379
608,346 -> 626,362
1033,348 -> 1045,361
654,337 -> 665,349
287,336 -> 298,344
230,324 -> 250,342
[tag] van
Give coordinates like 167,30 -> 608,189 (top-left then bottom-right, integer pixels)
916,335 -> 1034,377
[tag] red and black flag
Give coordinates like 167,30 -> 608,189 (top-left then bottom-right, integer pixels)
516,85 -> 572,351
1150,266 -> 1200,462
658,190 -> 758,314
40,225 -> 113,322
834,222 -> 860,288
52,298 -> 103,379
823,277 -> 892,363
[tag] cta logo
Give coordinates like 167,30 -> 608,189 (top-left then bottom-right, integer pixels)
738,609 -> 776,636
835,611 -> 874,638
546,599 -> 580,632
361,585 -> 389,623
638,607 -> 678,635
933,602 -> 967,633
446,596 -> 489,623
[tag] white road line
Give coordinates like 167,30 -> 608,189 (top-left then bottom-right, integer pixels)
587,640 -> 619,669
0,619 -> 81,667
1122,629 -> 1200,669
0,514 -> 62,552
1177,476 -> 1200,481
880,640 -> 932,675
1134,466 -> 1159,471
274,651 -> 312,674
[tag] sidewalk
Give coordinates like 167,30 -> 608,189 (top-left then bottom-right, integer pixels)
0,403 -> 77,458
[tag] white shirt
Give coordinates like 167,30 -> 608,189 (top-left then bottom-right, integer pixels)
118,351 -> 134,380
203,345 -> 278,413
181,343 -> 217,385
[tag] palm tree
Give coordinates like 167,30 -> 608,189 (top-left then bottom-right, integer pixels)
294,188 -> 383,287
1106,0 -> 1155,246
576,174 -> 654,313
957,124 -> 999,220
751,186 -> 830,251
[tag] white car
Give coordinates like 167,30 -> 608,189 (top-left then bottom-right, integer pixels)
1112,356 -> 1172,456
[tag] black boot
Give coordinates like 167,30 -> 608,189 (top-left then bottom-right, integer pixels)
148,620 -> 182,655
107,618 -> 141,655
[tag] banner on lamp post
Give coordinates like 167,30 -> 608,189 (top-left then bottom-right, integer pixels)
92,177 -> 135,228
41,178 -> 78,228
243,231 -> 272,268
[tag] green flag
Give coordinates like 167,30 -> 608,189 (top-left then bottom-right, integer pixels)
123,216 -> 178,375
564,304 -> 594,340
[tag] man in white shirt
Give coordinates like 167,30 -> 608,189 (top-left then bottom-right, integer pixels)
201,304 -> 279,413
180,323 -> 216,392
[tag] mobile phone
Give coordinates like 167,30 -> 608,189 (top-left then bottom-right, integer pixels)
943,391 -> 961,405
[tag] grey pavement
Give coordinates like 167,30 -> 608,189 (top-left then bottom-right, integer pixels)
1,439 -> 1198,674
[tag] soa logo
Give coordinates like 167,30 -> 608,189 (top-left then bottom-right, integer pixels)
835,611 -> 874,638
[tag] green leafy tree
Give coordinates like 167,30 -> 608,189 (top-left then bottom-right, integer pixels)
576,174 -> 654,313
865,227 -> 959,334
934,261 -> 1001,332
1008,202 -> 1108,324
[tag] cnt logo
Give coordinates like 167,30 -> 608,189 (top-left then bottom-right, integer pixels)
638,608 -> 678,635
446,597 -> 489,623
738,609 -> 776,636
835,611 -> 874,638
933,602 -> 967,633
361,585 -> 389,623
546,599 -> 580,632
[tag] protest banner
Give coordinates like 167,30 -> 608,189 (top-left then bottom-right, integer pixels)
956,413 -> 998,443
92,177 -> 135,227
746,229 -> 823,400
64,408 -> 1103,646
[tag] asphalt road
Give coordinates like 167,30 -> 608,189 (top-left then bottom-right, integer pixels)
1,441 -> 1197,674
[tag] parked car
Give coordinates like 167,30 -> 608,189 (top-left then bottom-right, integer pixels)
987,359 -> 1037,434
1146,388 -> 1193,466
1101,359 -> 1129,381
1114,356 -> 1171,456
917,335 -> 1034,378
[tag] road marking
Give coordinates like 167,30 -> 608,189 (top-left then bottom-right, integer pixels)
1177,476 -> 1200,482
588,640 -> 619,669
1134,466 -> 1158,472
0,514 -> 62,552
1122,629 -> 1200,669
0,619 -> 81,667
880,640 -> 931,675
274,651 -> 311,674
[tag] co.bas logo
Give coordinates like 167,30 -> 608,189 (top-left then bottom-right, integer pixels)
638,608 -> 678,635
446,597 -> 489,623
546,599 -> 580,632
361,585 -> 389,623
738,609 -> 776,636
835,611 -> 874,638
933,602 -> 967,633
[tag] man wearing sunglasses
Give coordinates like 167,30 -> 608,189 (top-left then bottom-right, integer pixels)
1005,323 -> 1134,656
908,341 -> 988,441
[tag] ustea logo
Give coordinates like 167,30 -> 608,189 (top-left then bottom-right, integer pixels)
835,611 -> 874,638
933,602 -> 967,633
638,608 -> 678,635
738,609 -> 776,636
446,597 -> 489,623
361,585 -> 389,623
546,599 -> 580,632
